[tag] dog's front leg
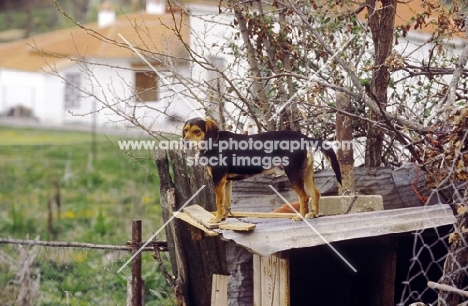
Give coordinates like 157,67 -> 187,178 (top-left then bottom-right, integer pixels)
211,177 -> 227,223
223,180 -> 232,220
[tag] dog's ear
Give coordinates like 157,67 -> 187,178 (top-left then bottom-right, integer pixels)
204,118 -> 219,143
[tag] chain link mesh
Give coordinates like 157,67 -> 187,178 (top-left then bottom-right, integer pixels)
398,109 -> 468,305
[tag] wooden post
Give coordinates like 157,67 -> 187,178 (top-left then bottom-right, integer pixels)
211,274 -> 229,305
253,252 -> 290,306
131,220 -> 143,306
336,92 -> 355,194
155,148 -> 189,306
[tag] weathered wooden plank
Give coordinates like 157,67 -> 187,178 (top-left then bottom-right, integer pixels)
276,252 -> 290,305
211,274 -> 229,306
184,204 -> 219,229
253,253 -> 290,306
253,254 -> 261,305
225,211 -> 297,219
173,212 -> 219,236
218,222 -> 256,232
182,205 -> 256,231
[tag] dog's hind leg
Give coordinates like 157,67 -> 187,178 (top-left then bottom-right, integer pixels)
304,171 -> 320,218
284,158 -> 310,221
290,181 -> 310,221
304,151 -> 320,218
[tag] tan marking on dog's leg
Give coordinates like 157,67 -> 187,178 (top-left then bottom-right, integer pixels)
305,157 -> 320,218
304,153 -> 320,218
290,182 -> 309,221
211,178 -> 227,223
305,175 -> 320,219
223,180 -> 232,219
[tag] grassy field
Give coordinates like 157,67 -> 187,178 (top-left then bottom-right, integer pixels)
0,126 -> 173,305
0,126 -> 163,242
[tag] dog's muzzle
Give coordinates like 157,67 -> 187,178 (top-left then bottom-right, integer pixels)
183,139 -> 201,151
183,139 -> 191,149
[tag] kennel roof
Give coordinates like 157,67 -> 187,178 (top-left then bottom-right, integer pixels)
217,204 -> 455,257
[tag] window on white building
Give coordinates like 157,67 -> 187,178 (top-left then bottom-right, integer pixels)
64,73 -> 81,109
135,70 -> 159,102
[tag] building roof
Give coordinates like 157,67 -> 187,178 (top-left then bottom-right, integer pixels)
218,204 -> 455,256
0,11 -> 190,72
357,0 -> 462,37
328,0 -> 461,38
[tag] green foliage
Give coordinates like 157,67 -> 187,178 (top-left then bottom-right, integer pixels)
223,0 -> 370,133
9,204 -> 23,231
0,0 -> 151,39
93,208 -> 108,237
0,5 -> 73,39
220,0 -> 467,166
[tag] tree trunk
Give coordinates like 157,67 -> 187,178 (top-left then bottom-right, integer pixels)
365,0 -> 396,167
336,92 -> 354,193
154,149 -> 228,306
276,2 -> 301,131
233,3 -> 273,130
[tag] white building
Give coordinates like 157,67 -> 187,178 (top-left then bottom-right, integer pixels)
0,0 -> 233,134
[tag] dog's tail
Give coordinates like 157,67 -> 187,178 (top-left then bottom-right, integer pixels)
317,140 -> 342,185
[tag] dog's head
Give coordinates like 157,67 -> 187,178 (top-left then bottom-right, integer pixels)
182,117 -> 219,148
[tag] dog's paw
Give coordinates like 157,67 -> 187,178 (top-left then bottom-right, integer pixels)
209,216 -> 224,224
305,212 -> 319,218
292,215 -> 303,221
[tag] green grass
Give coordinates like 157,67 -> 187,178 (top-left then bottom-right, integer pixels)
0,126 -> 173,305
0,128 -> 101,145
0,126 -> 164,243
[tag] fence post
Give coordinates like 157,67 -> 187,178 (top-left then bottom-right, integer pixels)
128,219 -> 144,306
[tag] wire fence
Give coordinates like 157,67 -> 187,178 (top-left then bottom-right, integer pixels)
397,109 -> 468,306
398,225 -> 453,305
0,221 -> 175,305
397,205 -> 468,306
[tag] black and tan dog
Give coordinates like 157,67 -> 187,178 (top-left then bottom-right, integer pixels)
182,117 -> 342,223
